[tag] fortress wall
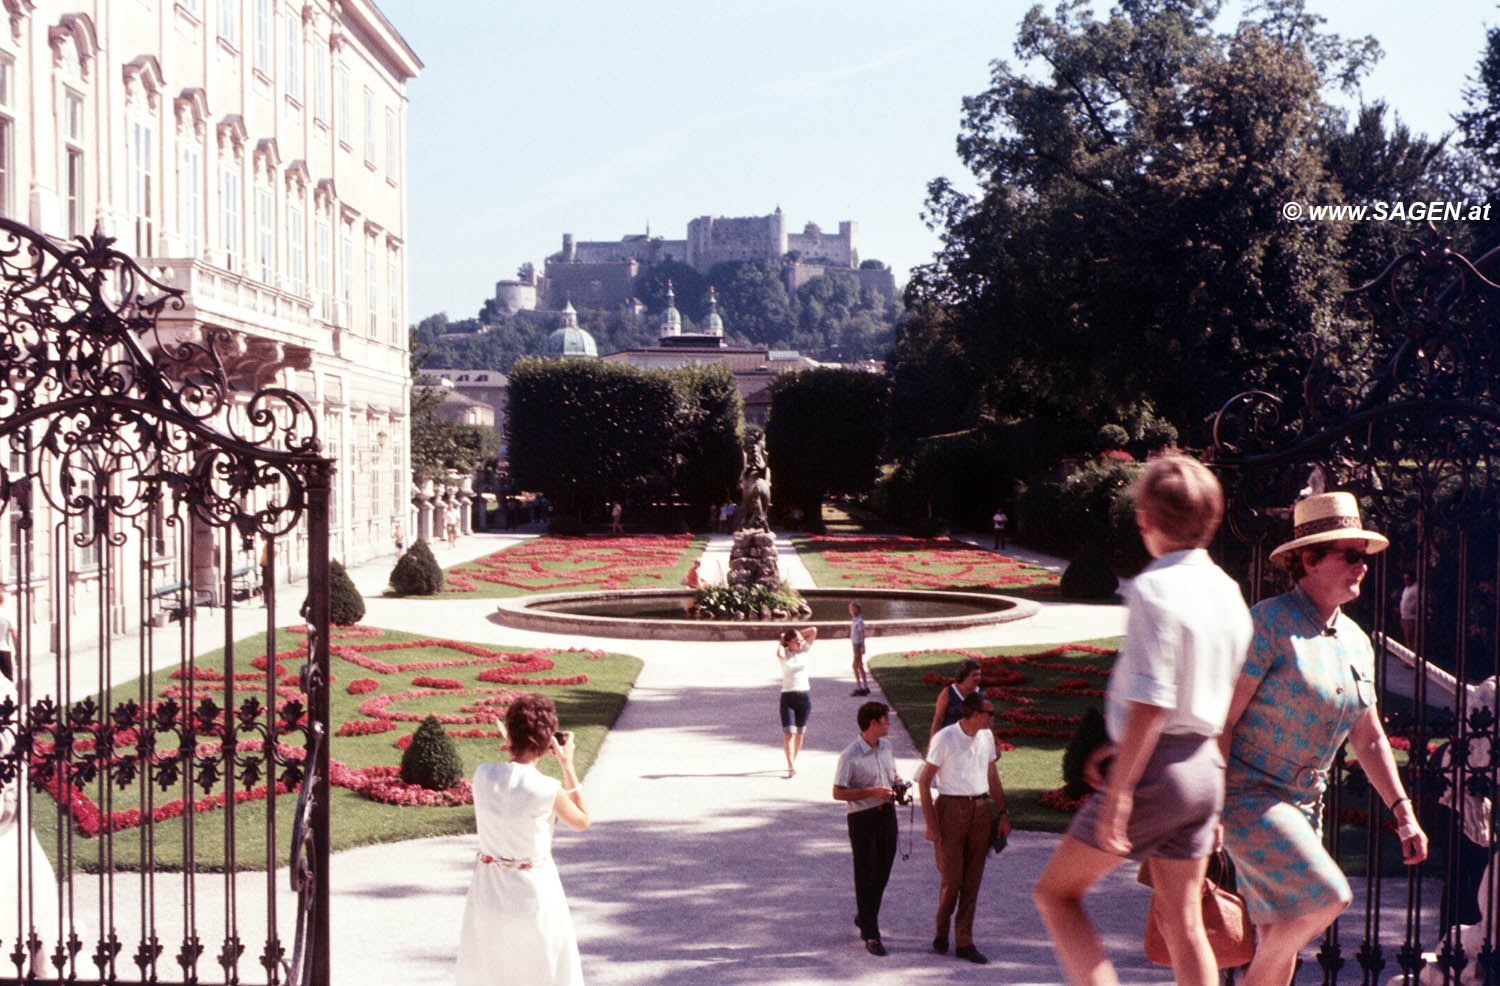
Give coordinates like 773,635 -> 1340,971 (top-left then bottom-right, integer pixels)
787,220 -> 857,268
542,259 -> 640,310
687,213 -> 788,272
492,280 -> 538,315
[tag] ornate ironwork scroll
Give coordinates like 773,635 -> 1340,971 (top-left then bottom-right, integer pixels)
1211,226 -> 1500,986
0,216 -> 332,985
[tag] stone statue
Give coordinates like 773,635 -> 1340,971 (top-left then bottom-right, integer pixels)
737,435 -> 772,531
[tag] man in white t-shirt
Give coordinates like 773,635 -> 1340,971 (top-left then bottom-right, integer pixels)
917,690 -> 1009,964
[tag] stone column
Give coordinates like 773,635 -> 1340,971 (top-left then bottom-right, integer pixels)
458,478 -> 475,535
414,479 -> 433,542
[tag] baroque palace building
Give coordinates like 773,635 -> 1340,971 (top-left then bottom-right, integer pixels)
0,0 -> 420,634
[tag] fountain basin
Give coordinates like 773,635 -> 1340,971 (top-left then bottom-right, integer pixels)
492,587 -> 1038,641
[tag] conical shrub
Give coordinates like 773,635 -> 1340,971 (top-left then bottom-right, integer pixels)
400,715 -> 465,790
328,559 -> 365,625
390,538 -> 444,595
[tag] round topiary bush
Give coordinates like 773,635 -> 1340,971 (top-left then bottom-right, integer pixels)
390,538 -> 444,595
400,715 -> 465,790
1060,542 -> 1120,600
328,559 -> 365,626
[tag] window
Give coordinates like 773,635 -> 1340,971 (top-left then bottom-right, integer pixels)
256,185 -> 274,282
336,68 -> 350,144
6,452 -> 30,584
284,14 -> 301,101
288,198 -> 304,297
385,108 -> 397,179
253,0 -> 270,74
365,239 -> 377,334
316,219 -> 331,319
362,87 -> 374,164
391,432 -> 403,517
130,121 -> 155,255
340,223 -> 353,314
0,91 -> 10,218
64,90 -> 86,237
387,252 -> 399,341
221,165 -> 242,271
313,43 -> 328,121
179,145 -> 201,257
180,0 -> 199,14
324,411 -> 340,526
218,0 -> 238,46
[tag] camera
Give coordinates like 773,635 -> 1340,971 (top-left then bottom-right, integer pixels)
891,779 -> 913,805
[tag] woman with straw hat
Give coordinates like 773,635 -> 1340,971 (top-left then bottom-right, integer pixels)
1219,492 -> 1428,986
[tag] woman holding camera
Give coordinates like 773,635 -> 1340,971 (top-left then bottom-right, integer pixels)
456,692 -> 590,986
777,626 -> 818,777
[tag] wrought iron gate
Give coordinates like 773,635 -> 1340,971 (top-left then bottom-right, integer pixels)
0,219 -> 331,985
1212,230 -> 1500,985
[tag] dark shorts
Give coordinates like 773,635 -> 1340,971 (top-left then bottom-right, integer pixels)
779,690 -> 811,732
1067,732 -> 1223,861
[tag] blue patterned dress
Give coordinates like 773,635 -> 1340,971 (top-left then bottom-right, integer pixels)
1222,586 -> 1378,923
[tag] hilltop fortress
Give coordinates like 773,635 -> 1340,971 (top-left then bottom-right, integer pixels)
493,208 -> 898,316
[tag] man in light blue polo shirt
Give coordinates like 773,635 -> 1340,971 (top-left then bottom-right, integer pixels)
833,701 -> 904,956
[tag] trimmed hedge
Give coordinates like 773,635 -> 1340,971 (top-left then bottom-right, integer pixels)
391,539 -> 444,595
399,715 -> 465,790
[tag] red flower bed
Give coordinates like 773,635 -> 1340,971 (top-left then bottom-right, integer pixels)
906,644 -> 1118,743
441,534 -> 695,593
38,626 -> 607,833
806,536 -> 1060,591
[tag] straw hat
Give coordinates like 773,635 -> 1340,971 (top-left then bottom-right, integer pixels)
1268,492 -> 1389,565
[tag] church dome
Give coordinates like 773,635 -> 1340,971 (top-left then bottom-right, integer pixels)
703,285 -> 724,336
544,302 -> 598,358
660,280 -> 683,337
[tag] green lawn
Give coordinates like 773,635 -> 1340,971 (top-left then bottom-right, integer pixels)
795,535 -> 1060,599
31,625 -> 642,871
871,638 -> 1119,834
426,534 -> 705,598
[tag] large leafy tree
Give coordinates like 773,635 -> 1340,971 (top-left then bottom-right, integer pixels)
706,259 -> 797,345
901,0 -> 1377,453
668,364 -> 744,522
765,368 -> 890,532
506,359 -> 743,528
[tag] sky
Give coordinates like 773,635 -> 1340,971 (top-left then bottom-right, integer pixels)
376,0 -> 1500,322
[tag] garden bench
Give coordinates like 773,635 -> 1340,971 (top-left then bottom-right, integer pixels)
148,581 -> 214,625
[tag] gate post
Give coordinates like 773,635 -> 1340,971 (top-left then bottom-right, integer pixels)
303,460 -> 333,986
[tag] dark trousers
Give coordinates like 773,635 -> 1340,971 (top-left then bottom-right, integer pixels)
934,795 -> 992,947
848,803 -> 897,940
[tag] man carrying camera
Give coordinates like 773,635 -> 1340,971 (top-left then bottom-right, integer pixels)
833,701 -> 906,957
918,690 -> 1010,965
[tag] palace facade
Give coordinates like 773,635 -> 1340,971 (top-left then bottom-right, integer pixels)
0,0 -> 419,638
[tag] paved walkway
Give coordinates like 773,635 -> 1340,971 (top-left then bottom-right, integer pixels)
330,532 -> 1149,985
53,531 -> 1428,984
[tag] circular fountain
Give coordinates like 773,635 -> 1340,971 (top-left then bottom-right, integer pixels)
492,440 -> 1038,640
492,587 -> 1037,641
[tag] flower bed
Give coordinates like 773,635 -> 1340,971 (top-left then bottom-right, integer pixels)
36,626 -> 628,837
801,535 -> 1059,592
440,534 -> 698,596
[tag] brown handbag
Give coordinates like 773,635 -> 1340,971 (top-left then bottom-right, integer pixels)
1140,852 -> 1256,969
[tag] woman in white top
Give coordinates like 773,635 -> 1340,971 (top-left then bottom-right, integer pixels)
777,626 -> 818,777
456,693 -> 590,986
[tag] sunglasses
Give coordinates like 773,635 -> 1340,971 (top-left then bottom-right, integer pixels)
1318,547 -> 1369,566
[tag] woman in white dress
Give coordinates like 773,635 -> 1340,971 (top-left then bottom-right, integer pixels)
456,693 -> 590,986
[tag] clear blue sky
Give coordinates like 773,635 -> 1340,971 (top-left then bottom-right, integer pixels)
378,0 -> 1500,322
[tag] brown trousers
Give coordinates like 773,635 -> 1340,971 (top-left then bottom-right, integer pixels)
934,795 -> 992,947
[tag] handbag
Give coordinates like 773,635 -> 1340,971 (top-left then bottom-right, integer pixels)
1140,851 -> 1256,969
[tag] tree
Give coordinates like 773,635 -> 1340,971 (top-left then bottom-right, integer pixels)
707,259 -> 796,345
904,0 -> 1377,449
668,364 -> 744,523
409,382 -> 500,483
634,261 -> 708,320
506,359 -> 680,526
765,368 -> 890,532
